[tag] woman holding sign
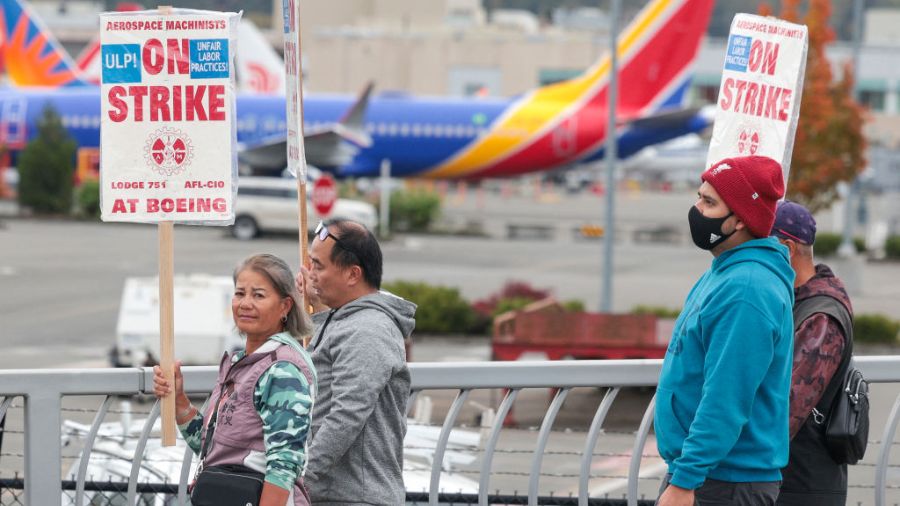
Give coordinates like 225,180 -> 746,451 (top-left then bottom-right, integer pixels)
153,254 -> 316,506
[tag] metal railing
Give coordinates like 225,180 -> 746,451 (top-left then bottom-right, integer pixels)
0,357 -> 898,505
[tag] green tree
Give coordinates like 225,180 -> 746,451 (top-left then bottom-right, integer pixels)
388,188 -> 441,232
17,106 -> 77,214
761,0 -> 867,212
383,280 -> 478,334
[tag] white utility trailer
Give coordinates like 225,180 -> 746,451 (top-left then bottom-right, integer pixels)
111,275 -> 241,367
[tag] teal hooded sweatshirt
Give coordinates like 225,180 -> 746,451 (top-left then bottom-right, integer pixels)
655,237 -> 795,490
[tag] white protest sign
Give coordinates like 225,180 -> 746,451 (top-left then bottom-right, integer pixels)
282,0 -> 307,179
706,14 -> 808,184
99,10 -> 240,223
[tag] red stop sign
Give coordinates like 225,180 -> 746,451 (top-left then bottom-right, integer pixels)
311,175 -> 338,216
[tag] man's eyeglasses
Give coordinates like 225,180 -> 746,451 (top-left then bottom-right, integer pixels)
315,221 -> 360,263
315,221 -> 342,245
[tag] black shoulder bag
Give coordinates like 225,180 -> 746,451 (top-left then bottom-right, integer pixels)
794,295 -> 869,465
190,380 -> 266,506
823,367 -> 869,464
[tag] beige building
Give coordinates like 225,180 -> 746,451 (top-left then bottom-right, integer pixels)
285,0 -> 611,97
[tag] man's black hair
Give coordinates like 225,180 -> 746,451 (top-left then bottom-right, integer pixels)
324,219 -> 383,289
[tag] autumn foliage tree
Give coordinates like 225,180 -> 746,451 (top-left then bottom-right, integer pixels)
761,0 -> 867,212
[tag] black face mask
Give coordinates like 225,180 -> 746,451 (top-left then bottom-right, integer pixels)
688,206 -> 734,250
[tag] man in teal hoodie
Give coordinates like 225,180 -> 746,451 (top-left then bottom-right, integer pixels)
655,156 -> 795,506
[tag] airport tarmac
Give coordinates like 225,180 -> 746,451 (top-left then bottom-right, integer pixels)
2,187 -> 899,366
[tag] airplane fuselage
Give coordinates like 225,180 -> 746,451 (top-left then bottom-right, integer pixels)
0,86 -> 707,179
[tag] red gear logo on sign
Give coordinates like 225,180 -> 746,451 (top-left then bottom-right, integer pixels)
144,127 -> 194,176
737,128 -> 760,155
312,175 -> 337,216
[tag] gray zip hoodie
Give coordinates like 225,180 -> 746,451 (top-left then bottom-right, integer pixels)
305,291 -> 416,506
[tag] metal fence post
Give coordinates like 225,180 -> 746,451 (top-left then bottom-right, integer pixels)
24,388 -> 62,505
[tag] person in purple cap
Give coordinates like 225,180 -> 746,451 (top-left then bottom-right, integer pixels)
655,156 -> 794,506
771,201 -> 854,506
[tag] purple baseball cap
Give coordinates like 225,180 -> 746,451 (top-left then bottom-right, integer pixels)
771,200 -> 817,245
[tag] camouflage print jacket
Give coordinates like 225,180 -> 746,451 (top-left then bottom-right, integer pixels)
179,333 -> 316,498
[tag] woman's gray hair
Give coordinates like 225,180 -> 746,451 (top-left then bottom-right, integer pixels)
233,254 -> 312,341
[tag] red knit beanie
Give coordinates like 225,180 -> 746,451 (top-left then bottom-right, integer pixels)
701,156 -> 785,238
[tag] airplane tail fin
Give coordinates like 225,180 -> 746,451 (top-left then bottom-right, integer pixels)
540,0 -> 714,116
236,19 -> 286,95
0,0 -> 91,86
336,81 -> 374,145
420,0 -> 715,179
75,40 -> 102,84
74,3 -> 143,84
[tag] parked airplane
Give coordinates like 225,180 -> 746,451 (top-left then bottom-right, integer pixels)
0,0 -> 715,180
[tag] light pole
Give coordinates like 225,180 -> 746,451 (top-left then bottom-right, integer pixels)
839,0 -> 865,257
601,0 -> 620,313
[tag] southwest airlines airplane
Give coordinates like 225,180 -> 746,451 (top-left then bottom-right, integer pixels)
0,0 -> 714,179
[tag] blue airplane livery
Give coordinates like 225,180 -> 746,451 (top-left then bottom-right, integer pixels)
0,0 -> 715,179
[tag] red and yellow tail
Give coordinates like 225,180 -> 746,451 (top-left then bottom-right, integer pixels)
424,0 -> 715,179
0,0 -> 91,87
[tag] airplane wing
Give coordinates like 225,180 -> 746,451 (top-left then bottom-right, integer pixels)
238,127 -> 356,170
623,106 -> 709,130
238,82 -> 374,170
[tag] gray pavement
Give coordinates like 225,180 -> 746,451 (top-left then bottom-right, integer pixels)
2,188 -> 900,367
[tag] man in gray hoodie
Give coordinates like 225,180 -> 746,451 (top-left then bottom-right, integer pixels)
297,219 -> 416,506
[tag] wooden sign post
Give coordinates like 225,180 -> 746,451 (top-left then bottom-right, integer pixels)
158,220 -> 175,445
154,4 -> 177,451
99,6 -> 242,446
282,0 -> 310,271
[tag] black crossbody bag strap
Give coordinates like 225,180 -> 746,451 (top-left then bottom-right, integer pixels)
197,347 -> 297,467
196,350 -> 254,471
792,295 -> 854,418
197,378 -> 232,472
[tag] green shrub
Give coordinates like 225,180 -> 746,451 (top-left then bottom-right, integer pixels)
562,299 -> 585,312
814,233 -> 842,256
886,236 -> 900,260
75,180 -> 101,219
17,106 -> 76,214
383,280 -> 477,334
631,305 -> 681,319
853,314 -> 900,345
814,232 -> 865,256
389,189 -> 441,232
